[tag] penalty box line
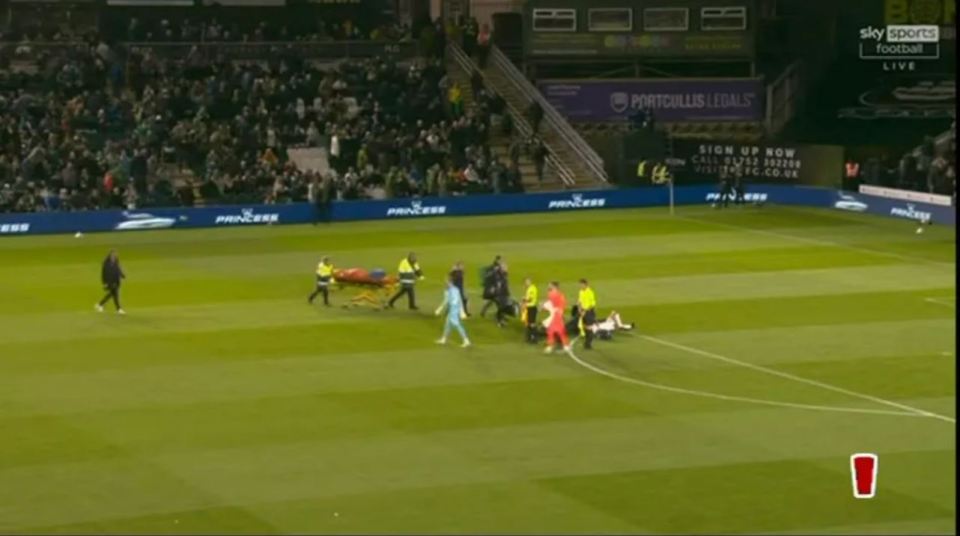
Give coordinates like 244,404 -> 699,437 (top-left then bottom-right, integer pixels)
638,335 -> 955,424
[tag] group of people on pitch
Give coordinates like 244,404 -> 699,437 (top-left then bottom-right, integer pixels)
306,253 -> 634,351
94,248 -> 633,353
458,256 -> 635,352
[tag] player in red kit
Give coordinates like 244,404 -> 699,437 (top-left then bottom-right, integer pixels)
542,281 -> 571,354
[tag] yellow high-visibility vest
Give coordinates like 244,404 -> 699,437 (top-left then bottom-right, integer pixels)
652,164 -> 671,184
316,262 -> 335,285
637,160 -> 648,178
398,258 -> 421,285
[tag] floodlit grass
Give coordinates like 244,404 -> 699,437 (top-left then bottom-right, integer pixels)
0,205 -> 954,534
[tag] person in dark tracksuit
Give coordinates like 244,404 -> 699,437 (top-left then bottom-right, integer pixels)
449,261 -> 470,316
480,255 -> 502,317
716,169 -> 733,208
96,249 -> 126,314
732,164 -> 746,206
388,252 -> 423,310
493,262 -> 513,327
531,138 -> 548,183
314,176 -> 334,225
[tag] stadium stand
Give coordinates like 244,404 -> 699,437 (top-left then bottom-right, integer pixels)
840,125 -> 956,198
0,15 -> 564,214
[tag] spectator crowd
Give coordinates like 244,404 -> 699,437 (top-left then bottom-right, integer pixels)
844,124 -> 956,199
119,17 -> 412,44
0,16 -> 529,215
1,7 -> 413,44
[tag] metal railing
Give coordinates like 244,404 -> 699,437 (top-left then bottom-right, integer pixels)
764,60 -> 803,136
909,126 -> 956,158
487,45 -> 608,184
447,43 -> 576,188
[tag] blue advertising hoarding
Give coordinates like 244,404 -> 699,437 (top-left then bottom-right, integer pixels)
0,185 -> 954,237
0,204 -> 313,236
830,189 -> 956,225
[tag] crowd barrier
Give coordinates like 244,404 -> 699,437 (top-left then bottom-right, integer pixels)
0,185 -> 954,237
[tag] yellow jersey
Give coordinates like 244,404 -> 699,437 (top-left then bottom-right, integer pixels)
524,284 -> 539,307
578,287 -> 597,311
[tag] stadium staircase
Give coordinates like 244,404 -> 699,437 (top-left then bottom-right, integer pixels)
444,51 -> 557,192
447,44 -> 609,190
480,46 -> 609,188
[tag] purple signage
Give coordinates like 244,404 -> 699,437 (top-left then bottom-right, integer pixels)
537,78 -> 765,122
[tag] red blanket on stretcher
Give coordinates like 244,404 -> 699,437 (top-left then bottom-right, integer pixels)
333,268 -> 397,287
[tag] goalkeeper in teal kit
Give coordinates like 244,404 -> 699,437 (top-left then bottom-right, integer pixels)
435,275 -> 472,348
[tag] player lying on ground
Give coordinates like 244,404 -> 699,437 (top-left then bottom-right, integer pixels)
567,307 -> 635,340
587,311 -> 635,339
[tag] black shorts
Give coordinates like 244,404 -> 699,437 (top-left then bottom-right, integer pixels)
582,309 -> 597,326
525,306 -> 538,325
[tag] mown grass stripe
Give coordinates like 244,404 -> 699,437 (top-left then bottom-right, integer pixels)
0,246 -> 917,315
0,411 -> 950,532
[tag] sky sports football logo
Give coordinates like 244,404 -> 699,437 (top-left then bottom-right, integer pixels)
859,25 -> 941,71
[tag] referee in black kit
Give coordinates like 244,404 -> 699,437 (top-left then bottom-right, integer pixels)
96,249 -> 126,315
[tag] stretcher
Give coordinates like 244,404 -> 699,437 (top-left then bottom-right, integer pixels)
333,268 -> 399,309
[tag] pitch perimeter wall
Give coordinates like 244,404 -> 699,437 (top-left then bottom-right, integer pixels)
0,185 -> 954,237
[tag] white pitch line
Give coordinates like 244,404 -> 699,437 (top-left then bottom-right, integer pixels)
677,213 -> 954,269
562,346 -> 920,418
640,335 -> 956,424
924,297 -> 957,309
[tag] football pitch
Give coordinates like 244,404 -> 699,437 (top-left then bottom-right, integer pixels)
0,205 -> 955,534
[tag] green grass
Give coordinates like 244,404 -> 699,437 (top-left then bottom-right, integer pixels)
0,205 -> 954,534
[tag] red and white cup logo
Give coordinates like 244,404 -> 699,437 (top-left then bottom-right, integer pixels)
850,453 -> 878,499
